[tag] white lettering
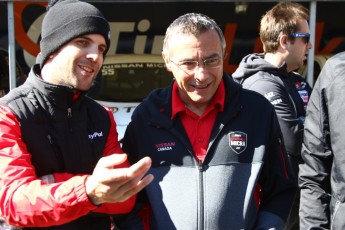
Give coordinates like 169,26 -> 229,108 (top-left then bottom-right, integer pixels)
108,20 -> 164,55
231,141 -> 245,146
271,98 -> 283,105
264,92 -> 275,99
89,131 -> 103,140
24,18 -> 165,67
158,147 -> 173,151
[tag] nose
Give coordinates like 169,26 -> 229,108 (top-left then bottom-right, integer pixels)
86,45 -> 102,62
307,41 -> 313,49
194,65 -> 208,82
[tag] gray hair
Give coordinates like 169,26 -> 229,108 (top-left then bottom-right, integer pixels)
162,13 -> 226,55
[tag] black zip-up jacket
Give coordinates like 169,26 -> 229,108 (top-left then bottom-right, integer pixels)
0,66 -> 110,177
299,51 -> 345,229
232,53 -> 312,174
0,65 -> 127,229
120,74 -> 297,229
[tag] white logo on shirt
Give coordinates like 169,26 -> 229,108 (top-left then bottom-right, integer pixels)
88,131 -> 103,140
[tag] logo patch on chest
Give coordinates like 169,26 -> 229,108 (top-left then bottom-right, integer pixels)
88,131 -> 103,140
229,131 -> 247,154
155,142 -> 175,152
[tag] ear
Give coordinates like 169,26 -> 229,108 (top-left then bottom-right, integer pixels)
279,34 -> 289,50
162,52 -> 173,72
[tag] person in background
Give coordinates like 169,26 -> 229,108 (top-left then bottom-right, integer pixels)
0,48 -> 27,97
299,51 -> 345,229
0,0 -> 153,229
232,2 -> 312,229
117,12 -> 296,229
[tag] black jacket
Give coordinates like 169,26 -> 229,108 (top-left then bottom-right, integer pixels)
232,53 -> 312,174
121,74 -> 297,229
0,65 -> 112,230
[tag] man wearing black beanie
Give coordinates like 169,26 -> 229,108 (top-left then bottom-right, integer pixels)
38,0 -> 111,67
0,0 -> 153,229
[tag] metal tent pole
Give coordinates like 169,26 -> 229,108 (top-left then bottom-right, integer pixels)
7,1 -> 16,90
307,1 -> 317,86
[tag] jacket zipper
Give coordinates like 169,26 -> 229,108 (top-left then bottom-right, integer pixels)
47,134 -> 65,170
67,107 -> 72,132
286,79 -> 299,115
198,160 -> 204,230
288,93 -> 297,115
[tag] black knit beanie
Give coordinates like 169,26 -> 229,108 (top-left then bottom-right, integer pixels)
38,0 -> 110,67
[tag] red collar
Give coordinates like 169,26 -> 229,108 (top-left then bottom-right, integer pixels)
171,80 -> 225,119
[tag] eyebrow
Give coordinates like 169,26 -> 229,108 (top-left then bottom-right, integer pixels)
78,35 -> 107,50
178,53 -> 221,62
206,53 -> 222,59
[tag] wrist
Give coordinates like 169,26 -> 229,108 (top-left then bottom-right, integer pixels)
85,176 -> 102,206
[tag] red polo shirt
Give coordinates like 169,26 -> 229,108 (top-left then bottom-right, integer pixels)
171,80 -> 225,162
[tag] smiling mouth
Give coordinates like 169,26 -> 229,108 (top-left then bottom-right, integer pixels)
193,83 -> 210,89
80,65 -> 94,73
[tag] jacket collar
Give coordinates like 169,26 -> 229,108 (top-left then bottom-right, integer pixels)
144,72 -> 243,128
28,64 -> 86,108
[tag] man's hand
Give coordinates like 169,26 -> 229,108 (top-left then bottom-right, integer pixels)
85,154 -> 153,206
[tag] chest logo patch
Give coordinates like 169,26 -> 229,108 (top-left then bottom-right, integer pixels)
229,131 -> 247,154
155,142 -> 175,152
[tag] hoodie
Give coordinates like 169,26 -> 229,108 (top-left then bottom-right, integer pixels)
232,53 -> 312,174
